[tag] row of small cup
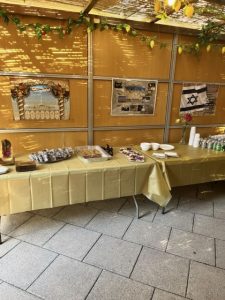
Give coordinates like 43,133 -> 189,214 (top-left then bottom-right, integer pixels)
140,142 -> 160,151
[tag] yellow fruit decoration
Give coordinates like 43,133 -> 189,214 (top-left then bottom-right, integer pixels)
150,40 -> 155,49
184,4 -> 194,18
178,46 -> 183,55
206,45 -> 211,52
154,0 -> 161,13
222,47 -> 225,54
173,0 -> 181,12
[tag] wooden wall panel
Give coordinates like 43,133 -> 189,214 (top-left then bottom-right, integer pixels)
93,30 -> 172,79
169,127 -> 225,144
94,129 -> 164,146
170,84 -> 225,125
0,16 -> 87,75
0,77 -> 88,128
175,36 -> 225,82
0,131 -> 87,155
94,80 -> 168,127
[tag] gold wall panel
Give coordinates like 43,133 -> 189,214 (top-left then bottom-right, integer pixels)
94,80 -> 168,127
170,84 -> 225,125
0,77 -> 88,128
0,16 -> 87,75
94,129 -> 164,146
175,36 -> 225,83
0,131 -> 87,155
93,30 -> 172,79
169,127 -> 225,144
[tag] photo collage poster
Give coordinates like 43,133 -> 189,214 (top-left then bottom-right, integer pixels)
10,78 -> 70,120
180,83 -> 219,116
111,78 -> 157,116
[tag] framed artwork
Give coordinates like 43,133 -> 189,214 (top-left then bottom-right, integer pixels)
111,78 -> 157,116
180,83 -> 219,116
10,78 -> 70,120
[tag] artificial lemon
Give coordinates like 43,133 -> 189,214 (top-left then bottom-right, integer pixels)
150,40 -> 155,49
178,46 -> 183,55
154,0 -> 161,13
206,45 -> 211,52
222,46 -> 225,54
184,4 -> 194,18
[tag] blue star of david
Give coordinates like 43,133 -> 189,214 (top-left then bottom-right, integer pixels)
187,94 -> 198,105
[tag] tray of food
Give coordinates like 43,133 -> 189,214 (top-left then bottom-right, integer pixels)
119,147 -> 145,163
29,147 -> 74,163
76,145 -> 112,163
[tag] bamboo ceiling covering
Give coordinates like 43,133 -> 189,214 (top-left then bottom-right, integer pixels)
0,0 -> 225,31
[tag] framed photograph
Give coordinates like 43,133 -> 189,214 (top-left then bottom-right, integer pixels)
10,78 -> 70,120
111,78 -> 157,116
179,83 -> 219,116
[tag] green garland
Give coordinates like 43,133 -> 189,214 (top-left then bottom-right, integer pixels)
0,8 -> 224,55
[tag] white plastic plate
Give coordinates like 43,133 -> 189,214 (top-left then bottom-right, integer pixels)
0,166 -> 9,174
160,144 -> 175,151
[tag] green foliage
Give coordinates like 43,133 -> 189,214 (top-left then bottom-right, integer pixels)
0,6 -> 224,55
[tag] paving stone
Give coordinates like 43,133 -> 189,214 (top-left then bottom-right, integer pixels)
1,212 -> 33,234
153,209 -> 194,232
84,235 -> 141,277
28,255 -> 101,300
0,282 -> 40,300
119,197 -> 158,222
44,224 -> 100,260
0,242 -> 57,289
216,239 -> 225,269
88,197 -> 127,212
194,214 -> 225,240
152,289 -> 186,300
123,219 -> 170,250
87,270 -> 154,300
33,206 -> 64,218
86,211 -> 132,238
187,261 -> 225,300
214,194 -> 225,219
0,235 -> 20,258
54,204 -> 98,227
167,228 -> 215,265
10,215 -> 64,246
131,247 -> 189,296
178,196 -> 213,216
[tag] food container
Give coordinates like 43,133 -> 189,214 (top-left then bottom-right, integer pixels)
76,145 -> 112,163
140,142 -> 151,151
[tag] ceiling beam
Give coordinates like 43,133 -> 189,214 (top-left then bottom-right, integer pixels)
82,0 -> 99,15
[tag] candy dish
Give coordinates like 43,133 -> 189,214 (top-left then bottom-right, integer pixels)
140,142 -> 151,151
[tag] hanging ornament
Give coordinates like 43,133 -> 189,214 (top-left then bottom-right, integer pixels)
173,0 -> 181,12
184,4 -> 194,18
206,44 -> 211,52
154,0 -> 161,13
178,46 -> 183,54
150,40 -> 155,49
222,47 -> 225,54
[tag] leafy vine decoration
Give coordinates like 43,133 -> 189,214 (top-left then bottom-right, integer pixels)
0,1 -> 225,56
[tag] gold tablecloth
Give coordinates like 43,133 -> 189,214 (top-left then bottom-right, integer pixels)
0,149 -> 171,216
140,144 -> 225,189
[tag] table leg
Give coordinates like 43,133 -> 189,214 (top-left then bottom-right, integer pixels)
0,216 -> 2,245
132,195 -> 140,219
162,207 -> 166,214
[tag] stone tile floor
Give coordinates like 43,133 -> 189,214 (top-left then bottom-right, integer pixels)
0,182 -> 225,299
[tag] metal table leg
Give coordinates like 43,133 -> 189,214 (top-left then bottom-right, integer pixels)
132,195 -> 140,219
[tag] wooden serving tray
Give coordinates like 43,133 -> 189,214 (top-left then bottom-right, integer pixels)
0,157 -> 15,166
16,161 -> 37,172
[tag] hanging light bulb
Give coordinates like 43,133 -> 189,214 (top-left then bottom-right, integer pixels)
168,0 -> 176,6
